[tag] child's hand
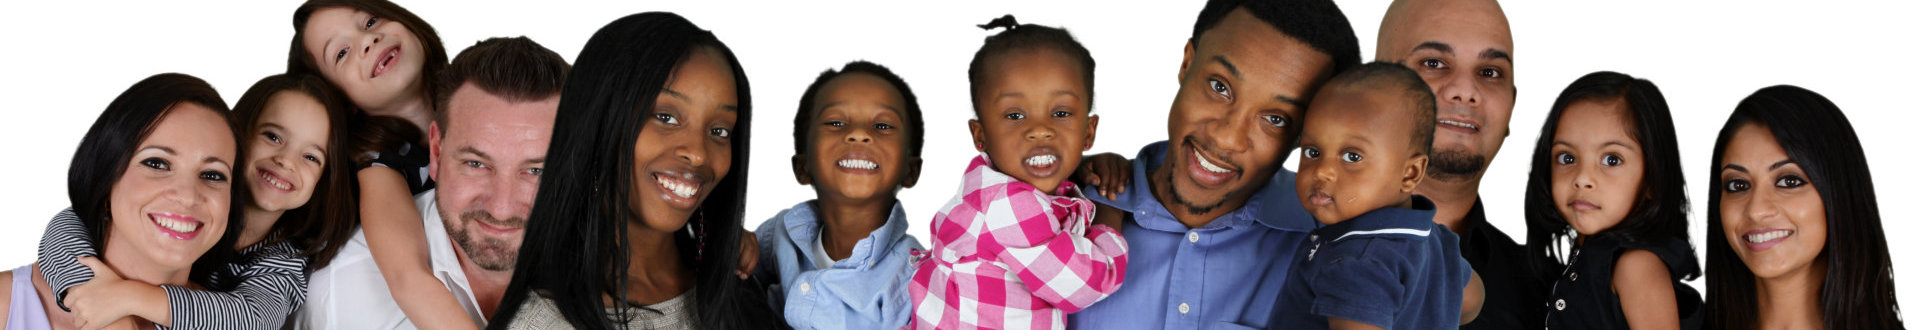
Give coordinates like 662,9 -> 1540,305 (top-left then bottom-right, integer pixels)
737,229 -> 759,279
1074,153 -> 1130,201
66,256 -> 141,330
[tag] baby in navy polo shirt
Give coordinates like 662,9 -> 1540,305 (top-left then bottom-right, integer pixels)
1270,62 -> 1484,329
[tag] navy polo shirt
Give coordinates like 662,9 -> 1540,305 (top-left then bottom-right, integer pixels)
1269,195 -> 1471,329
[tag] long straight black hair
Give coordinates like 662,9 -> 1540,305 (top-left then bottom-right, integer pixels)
67,73 -> 243,285
1522,71 -> 1699,281
228,73 -> 361,270
489,12 -> 773,329
1704,85 -> 1904,329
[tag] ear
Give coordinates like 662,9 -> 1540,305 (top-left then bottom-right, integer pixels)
968,119 -> 987,152
427,121 -> 443,181
901,156 -> 924,188
1402,153 -> 1429,193
1178,40 -> 1196,83
791,155 -> 812,186
1083,115 -> 1100,152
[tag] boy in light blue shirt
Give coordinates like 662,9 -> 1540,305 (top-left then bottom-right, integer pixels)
754,61 -> 925,329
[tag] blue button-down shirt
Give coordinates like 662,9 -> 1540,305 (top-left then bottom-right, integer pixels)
754,200 -> 924,329
1066,141 -> 1317,329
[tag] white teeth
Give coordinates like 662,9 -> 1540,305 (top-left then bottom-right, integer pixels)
1745,230 -> 1792,243
154,216 -> 199,233
1024,155 -> 1057,166
1194,150 -> 1231,174
261,173 -> 290,190
1439,120 -> 1478,130
836,159 -> 878,170
657,175 -> 698,198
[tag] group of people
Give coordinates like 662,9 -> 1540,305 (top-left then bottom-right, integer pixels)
0,0 -> 1905,329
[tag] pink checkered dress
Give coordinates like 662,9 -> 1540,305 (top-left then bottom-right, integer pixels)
908,155 -> 1129,330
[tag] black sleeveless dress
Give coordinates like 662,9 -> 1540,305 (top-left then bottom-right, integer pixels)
1542,236 -> 1703,329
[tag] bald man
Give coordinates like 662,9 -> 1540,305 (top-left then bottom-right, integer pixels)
1377,1 -> 1549,329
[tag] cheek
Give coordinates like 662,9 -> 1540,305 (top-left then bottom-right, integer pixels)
1787,193 -> 1828,248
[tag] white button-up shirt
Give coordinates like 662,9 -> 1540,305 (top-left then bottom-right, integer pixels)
290,190 -> 486,329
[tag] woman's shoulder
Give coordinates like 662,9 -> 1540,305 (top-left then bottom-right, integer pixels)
502,292 -> 569,330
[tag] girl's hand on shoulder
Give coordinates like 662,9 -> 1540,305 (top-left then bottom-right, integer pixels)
66,256 -> 156,330
1074,152 -> 1130,201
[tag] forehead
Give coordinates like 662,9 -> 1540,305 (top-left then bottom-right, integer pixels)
149,103 -> 237,156
444,83 -> 558,139
1307,86 -> 1416,138
818,73 -> 904,111
1380,0 -> 1513,57
1725,123 -> 1786,161
1197,9 -> 1335,94
666,46 -> 738,103
301,8 -> 362,56
261,91 -> 329,123
1557,98 -> 1636,141
982,48 -> 1084,90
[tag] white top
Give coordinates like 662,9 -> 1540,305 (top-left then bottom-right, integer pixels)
809,234 -> 837,270
504,290 -> 695,330
290,190 -> 487,329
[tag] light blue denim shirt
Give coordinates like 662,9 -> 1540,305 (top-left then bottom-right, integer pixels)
1066,141 -> 1318,330
754,200 -> 923,329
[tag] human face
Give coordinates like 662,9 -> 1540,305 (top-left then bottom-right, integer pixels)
1378,0 -> 1515,182
799,73 -> 918,202
105,103 -> 235,277
1719,123 -> 1827,279
1161,8 -> 1334,219
428,83 -> 559,272
968,48 -> 1097,193
246,92 -> 331,213
1550,99 -> 1644,236
1296,86 -> 1427,225
631,47 -> 738,233
302,6 -> 427,112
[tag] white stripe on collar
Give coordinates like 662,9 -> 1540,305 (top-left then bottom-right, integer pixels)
1335,228 -> 1431,242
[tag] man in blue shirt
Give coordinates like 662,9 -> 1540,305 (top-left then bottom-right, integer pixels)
1067,0 -> 1361,328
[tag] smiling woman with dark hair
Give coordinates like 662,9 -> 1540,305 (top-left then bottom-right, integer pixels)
488,11 -> 776,330
0,73 -> 241,330
1705,86 -> 1905,330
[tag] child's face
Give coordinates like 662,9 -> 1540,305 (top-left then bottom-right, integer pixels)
301,6 -> 427,111
796,73 -> 919,203
1296,86 -> 1427,225
246,91 -> 333,213
1551,98 -> 1645,236
968,48 -> 1097,193
1718,123 -> 1827,280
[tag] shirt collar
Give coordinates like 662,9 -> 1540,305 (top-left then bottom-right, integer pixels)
1083,140 -> 1316,233
1312,195 -> 1439,242
780,200 -> 912,270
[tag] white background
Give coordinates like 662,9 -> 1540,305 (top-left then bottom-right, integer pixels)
2,0 -> 1914,317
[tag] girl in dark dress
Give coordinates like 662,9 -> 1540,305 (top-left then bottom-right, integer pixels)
1523,71 -> 1703,329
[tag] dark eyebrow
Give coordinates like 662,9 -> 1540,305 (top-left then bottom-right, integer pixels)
143,146 -> 176,155
1210,55 -> 1241,80
202,156 -> 229,168
1480,48 -> 1512,62
1274,94 -> 1304,108
1769,159 -> 1795,170
1412,42 -> 1453,55
1723,164 -> 1747,173
661,88 -> 689,102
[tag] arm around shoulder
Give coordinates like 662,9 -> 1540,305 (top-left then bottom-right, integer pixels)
358,167 -> 478,330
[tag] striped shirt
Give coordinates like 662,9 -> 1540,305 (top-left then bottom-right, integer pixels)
37,208 -> 309,330
909,155 -> 1129,330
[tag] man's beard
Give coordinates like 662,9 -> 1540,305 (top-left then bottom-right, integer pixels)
1166,170 -> 1227,215
444,209 -> 526,272
1428,149 -> 1488,182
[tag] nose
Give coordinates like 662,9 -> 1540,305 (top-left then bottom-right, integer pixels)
1573,166 -> 1596,190
1211,108 -> 1255,153
484,175 -> 527,222
675,138 -> 709,168
1743,187 -> 1781,223
165,172 -> 204,209
1025,124 -> 1056,141
359,33 -> 384,58
1314,163 -> 1336,183
1438,72 -> 1481,106
846,127 -> 873,144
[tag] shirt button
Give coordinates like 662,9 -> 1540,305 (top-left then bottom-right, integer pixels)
1310,234 -> 1319,241
799,283 -> 811,294
1569,272 -> 1578,281
1178,303 -> 1191,314
1554,299 -> 1565,310
1187,232 -> 1199,243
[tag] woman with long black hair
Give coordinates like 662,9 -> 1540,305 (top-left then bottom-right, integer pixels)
488,12 -> 776,329
1704,85 -> 1905,329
